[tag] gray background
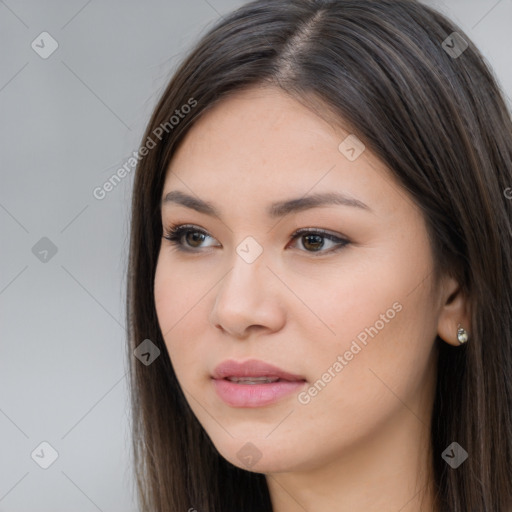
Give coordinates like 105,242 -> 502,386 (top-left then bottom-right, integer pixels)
0,1 -> 510,511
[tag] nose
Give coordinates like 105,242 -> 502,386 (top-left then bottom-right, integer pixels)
208,246 -> 286,339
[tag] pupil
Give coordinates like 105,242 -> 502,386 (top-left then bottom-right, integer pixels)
187,232 -> 205,247
303,234 -> 323,251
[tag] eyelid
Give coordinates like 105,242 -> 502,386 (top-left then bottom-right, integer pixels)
290,226 -> 345,239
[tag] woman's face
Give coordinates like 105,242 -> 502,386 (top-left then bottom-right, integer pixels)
154,86 -> 447,474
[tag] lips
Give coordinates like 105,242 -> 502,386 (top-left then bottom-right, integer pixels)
212,358 -> 306,382
211,359 -> 307,407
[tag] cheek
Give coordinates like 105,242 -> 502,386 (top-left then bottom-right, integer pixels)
297,243 -> 438,424
288,245 -> 424,349
154,252 -> 206,331
154,253 -> 216,383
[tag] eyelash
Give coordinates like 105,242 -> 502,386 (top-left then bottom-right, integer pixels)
162,223 -> 349,256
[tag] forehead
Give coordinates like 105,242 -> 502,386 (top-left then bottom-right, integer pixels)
162,86 -> 408,220
170,86 -> 344,164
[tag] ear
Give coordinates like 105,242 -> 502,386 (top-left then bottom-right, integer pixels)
437,275 -> 471,346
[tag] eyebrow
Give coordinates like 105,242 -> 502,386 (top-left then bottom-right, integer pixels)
161,190 -> 371,218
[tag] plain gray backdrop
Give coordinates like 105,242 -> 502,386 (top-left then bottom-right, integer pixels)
1,1 -> 511,511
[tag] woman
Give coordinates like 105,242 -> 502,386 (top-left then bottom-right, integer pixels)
126,0 -> 512,510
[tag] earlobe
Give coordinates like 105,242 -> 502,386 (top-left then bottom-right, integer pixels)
436,277 -> 471,347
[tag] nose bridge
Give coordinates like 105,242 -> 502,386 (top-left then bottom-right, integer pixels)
221,237 -> 268,300
209,236 -> 285,336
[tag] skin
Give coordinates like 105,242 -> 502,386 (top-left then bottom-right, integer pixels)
153,86 -> 470,512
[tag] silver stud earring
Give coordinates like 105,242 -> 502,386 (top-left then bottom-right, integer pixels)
457,324 -> 469,344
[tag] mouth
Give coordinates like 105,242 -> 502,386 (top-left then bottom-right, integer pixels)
212,358 -> 306,381
224,376 -> 284,384
211,359 -> 307,407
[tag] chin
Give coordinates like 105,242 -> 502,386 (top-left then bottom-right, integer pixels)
227,452 -> 296,474
211,436 -> 303,474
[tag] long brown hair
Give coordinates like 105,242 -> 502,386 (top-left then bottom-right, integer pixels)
126,0 -> 512,510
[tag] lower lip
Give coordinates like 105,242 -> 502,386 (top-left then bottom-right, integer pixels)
212,378 -> 306,407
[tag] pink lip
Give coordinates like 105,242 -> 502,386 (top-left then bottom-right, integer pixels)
212,359 -> 306,381
211,359 -> 307,408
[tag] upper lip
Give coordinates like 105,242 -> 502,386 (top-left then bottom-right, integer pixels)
212,359 -> 306,381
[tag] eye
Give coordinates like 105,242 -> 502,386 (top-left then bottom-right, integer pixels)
288,228 -> 349,254
163,224 -> 219,252
162,224 -> 349,255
